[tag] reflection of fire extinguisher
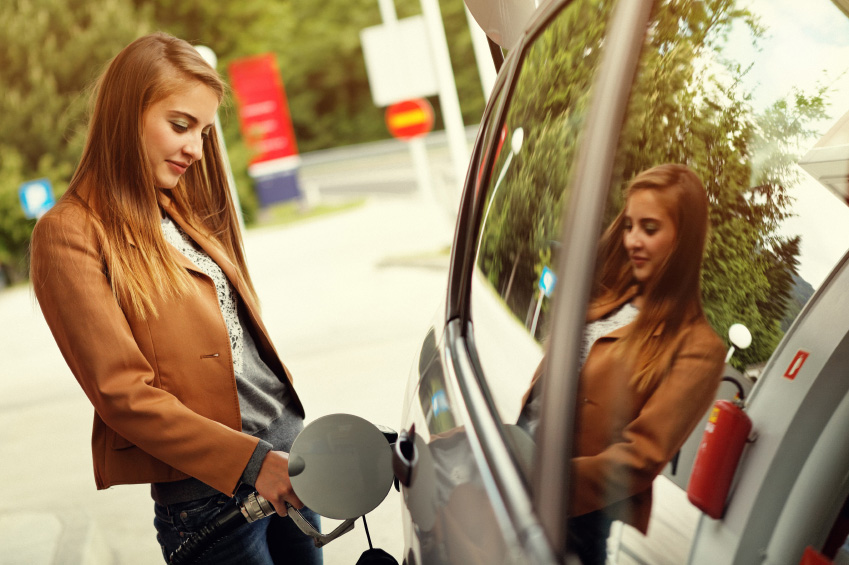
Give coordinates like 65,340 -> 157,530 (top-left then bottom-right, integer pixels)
687,377 -> 753,520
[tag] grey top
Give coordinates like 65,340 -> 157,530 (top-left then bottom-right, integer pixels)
152,216 -> 304,505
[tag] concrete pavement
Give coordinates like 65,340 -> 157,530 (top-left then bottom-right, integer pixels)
0,193 -> 453,564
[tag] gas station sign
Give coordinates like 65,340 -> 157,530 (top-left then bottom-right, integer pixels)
228,54 -> 302,206
228,54 -> 298,165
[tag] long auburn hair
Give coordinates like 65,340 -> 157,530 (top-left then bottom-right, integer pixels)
591,164 -> 710,391
65,32 -> 256,319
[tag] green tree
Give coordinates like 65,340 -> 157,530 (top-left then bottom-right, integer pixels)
130,0 -> 291,59
0,0 -> 149,281
607,0 -> 824,368
2,0 -> 492,281
279,0 -> 485,152
475,0 -> 820,364
476,0 -> 614,334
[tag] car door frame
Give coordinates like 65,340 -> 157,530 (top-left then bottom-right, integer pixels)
529,0 -> 654,557
438,0 -> 657,560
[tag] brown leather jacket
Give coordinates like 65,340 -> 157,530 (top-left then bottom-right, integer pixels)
524,288 -> 725,533
30,190 -> 304,496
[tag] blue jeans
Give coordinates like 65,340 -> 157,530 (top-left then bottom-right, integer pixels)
567,510 -> 613,565
154,488 -> 323,564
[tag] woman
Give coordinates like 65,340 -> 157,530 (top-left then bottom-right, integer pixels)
30,33 -> 321,564
519,164 -> 725,564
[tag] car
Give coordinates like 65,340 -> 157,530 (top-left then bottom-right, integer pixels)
388,0 -> 849,564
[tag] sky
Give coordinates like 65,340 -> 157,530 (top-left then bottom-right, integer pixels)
726,0 -> 849,288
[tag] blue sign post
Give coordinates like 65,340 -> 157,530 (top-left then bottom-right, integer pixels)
19,178 -> 55,219
531,266 -> 558,338
538,265 -> 557,298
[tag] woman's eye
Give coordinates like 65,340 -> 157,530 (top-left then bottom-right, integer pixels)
644,222 -> 659,235
170,122 -> 189,133
623,221 -> 633,231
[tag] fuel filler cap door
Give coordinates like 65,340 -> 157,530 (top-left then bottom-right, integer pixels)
288,413 -> 394,520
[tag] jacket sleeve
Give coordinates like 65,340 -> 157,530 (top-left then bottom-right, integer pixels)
30,209 -> 259,495
570,324 -> 725,517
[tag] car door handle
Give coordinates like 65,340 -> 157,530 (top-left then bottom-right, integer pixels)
392,423 -> 419,489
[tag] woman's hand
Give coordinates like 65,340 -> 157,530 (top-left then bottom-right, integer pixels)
255,450 -> 304,516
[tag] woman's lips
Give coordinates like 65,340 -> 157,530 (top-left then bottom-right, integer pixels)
167,161 -> 188,175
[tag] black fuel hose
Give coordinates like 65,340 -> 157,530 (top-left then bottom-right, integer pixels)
168,492 -> 276,564
169,424 -> 398,563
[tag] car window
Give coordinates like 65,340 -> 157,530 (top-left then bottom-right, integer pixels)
469,0 -> 616,434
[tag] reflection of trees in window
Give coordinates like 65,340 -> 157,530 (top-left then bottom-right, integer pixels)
476,0 -> 613,339
476,0 -> 828,358
608,0 -> 829,368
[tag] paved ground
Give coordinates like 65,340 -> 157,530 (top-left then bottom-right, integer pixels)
0,191 -> 454,564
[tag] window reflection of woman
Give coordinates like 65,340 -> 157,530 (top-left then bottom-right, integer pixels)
519,164 -> 726,565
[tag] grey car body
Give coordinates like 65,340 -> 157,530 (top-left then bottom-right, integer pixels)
394,0 -> 849,564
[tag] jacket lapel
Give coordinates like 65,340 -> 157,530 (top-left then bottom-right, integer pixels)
156,191 -> 259,313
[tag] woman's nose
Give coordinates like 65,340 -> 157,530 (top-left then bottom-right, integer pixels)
624,230 -> 642,250
183,135 -> 204,161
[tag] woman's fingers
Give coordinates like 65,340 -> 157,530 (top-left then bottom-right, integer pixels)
255,450 -> 305,516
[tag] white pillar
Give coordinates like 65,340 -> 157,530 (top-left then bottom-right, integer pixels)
377,0 -> 398,24
464,5 -> 497,100
420,0 -> 469,194
408,137 -> 435,205
195,45 -> 245,233
376,0 -> 436,204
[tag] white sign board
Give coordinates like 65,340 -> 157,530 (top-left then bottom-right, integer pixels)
360,16 -> 438,107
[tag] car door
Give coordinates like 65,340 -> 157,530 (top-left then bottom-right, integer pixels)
398,0 -> 648,563
399,0 -> 849,563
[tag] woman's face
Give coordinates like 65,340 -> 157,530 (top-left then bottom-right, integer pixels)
623,189 -> 677,284
142,81 -> 218,189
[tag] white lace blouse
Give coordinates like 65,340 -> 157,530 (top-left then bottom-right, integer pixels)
160,215 -> 245,377
579,302 -> 639,367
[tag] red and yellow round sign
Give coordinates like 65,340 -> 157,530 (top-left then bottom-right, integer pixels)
385,98 -> 435,140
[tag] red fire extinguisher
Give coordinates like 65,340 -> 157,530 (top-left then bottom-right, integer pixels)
687,378 -> 753,520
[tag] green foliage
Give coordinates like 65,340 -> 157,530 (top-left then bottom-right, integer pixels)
781,272 -> 815,332
0,148 -> 35,282
474,0 -> 820,366
278,0 -> 484,153
277,0 -> 387,152
477,0 -> 613,331
611,0 -> 825,368
1,0 -> 151,172
129,0 -> 291,58
2,0 -> 490,280
256,198 -> 366,228
0,0 -> 149,280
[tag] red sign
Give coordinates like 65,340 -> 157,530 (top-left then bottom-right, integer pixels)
783,350 -> 810,381
228,54 -> 298,164
385,99 -> 434,140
